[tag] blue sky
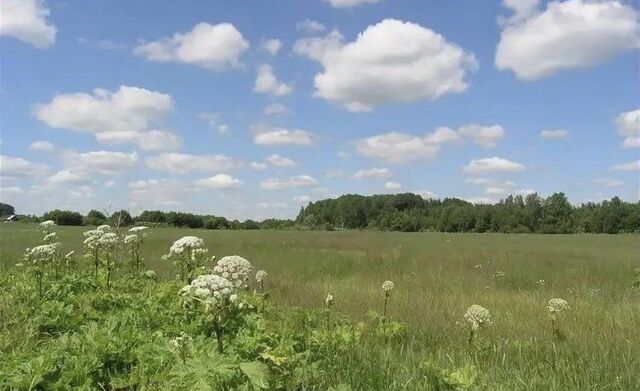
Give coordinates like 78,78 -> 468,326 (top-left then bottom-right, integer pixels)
0,0 -> 638,219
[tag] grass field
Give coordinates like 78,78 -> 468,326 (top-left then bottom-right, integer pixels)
1,223 -> 639,389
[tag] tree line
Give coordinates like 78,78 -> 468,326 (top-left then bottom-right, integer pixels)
3,192 -> 639,233
295,193 -> 640,234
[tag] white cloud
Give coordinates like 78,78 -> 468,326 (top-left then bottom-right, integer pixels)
254,64 -> 293,97
252,124 -> 316,146
384,181 -> 401,190
465,197 -> 498,205
325,0 -> 383,8
413,189 -> 436,199
296,19 -> 326,33
257,202 -> 289,209
262,38 -> 282,55
465,177 -> 517,188
486,186 -> 507,195
250,162 -> 268,171
46,169 -> 89,185
594,178 -> 625,187
616,109 -> 640,149
0,155 -> 49,178
200,112 -> 229,134
500,0 -> 541,24
0,0 -> 56,48
352,167 -> 391,179
294,19 -> 477,111
293,195 -> 311,203
194,174 -> 243,189
540,129 -> 570,140
34,85 -> 179,150
129,179 -> 190,210
133,22 -> 249,70
146,153 -> 237,174
463,157 -> 526,174
457,124 -> 505,148
28,140 -> 54,152
260,175 -> 317,190
61,150 -> 138,175
266,154 -> 296,167
354,127 -> 461,163
610,160 -> 640,171
263,103 -> 288,116
496,0 -> 639,80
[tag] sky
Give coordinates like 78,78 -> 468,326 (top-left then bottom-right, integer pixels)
0,0 -> 638,220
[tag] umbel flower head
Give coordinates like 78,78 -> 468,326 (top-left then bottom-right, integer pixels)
124,234 -> 141,246
382,280 -> 394,295
169,236 -> 206,255
98,232 -> 119,248
547,298 -> 570,320
25,243 -> 61,265
214,255 -> 253,288
464,304 -> 492,331
129,226 -> 148,232
325,292 -> 335,307
255,270 -> 268,283
39,220 -> 56,233
180,274 -> 234,309
43,232 -> 58,244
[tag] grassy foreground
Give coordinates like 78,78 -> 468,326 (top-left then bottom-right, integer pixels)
0,224 -> 638,390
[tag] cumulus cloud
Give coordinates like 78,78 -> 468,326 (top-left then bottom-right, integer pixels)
133,22 -> 249,70
266,154 -> 296,167
540,129 -> 570,140
296,19 -> 326,33
33,85 -> 180,150
294,19 -> 477,111
250,162 -> 268,171
0,155 -> 49,178
610,160 -> 640,171
496,0 -> 639,80
194,174 -> 243,189
384,181 -> 401,190
0,0 -> 57,48
254,64 -> 293,97
352,167 -> 391,179
61,150 -> 138,175
146,153 -> 237,174
354,127 -> 461,163
252,124 -> 316,146
129,179 -> 190,209
465,177 -> 517,188
413,189 -> 436,199
263,103 -> 288,116
325,0 -> 383,8
463,157 -> 526,174
260,175 -> 317,190
28,140 -> 54,152
46,170 -> 89,185
616,109 -> 640,149
293,195 -> 312,203
262,38 -> 282,55
457,124 -> 505,148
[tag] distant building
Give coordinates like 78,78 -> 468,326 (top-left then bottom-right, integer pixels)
4,215 -> 18,222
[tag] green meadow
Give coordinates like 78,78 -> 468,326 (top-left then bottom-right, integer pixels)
1,223 -> 638,390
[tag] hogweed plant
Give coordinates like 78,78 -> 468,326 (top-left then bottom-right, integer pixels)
163,236 -> 209,282
463,304 -> 492,346
179,274 -> 236,353
547,298 -> 570,340
124,226 -> 148,271
255,270 -> 268,293
23,243 -> 61,298
325,292 -> 335,326
382,280 -> 394,325
83,225 -> 115,282
214,255 -> 253,289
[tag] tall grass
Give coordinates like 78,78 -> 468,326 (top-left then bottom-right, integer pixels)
1,224 -> 638,389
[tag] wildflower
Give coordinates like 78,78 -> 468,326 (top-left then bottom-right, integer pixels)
169,236 -> 206,255
98,232 -> 119,248
143,269 -> 157,280
382,280 -> 394,295
547,298 -> 569,320
464,304 -> 492,332
43,232 -> 57,243
536,279 -> 545,286
213,255 -> 252,288
129,226 -> 148,232
493,270 -> 505,278
96,224 -> 112,233
170,332 -> 191,350
325,292 -> 335,307
39,220 -> 56,232
180,274 -> 234,309
26,243 -> 60,262
124,234 -> 141,245
255,270 -> 268,283
474,264 -> 484,270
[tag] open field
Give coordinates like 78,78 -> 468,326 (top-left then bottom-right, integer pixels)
1,223 -> 639,389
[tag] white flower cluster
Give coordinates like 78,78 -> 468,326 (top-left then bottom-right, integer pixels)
169,236 -> 206,255
214,255 -> 252,288
547,298 -> 569,320
98,232 -> 119,248
42,232 -> 57,244
39,220 -> 56,232
255,270 -> 268,283
84,225 -> 114,249
180,274 -> 234,308
25,243 -> 61,265
124,234 -> 141,245
464,304 -> 492,331
170,332 -> 191,350
325,292 -> 335,307
382,280 -> 394,294
129,226 -> 148,232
